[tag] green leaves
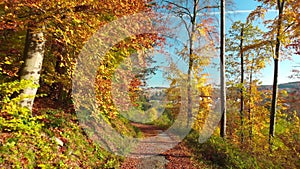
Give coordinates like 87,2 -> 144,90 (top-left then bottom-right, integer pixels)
0,80 -> 43,132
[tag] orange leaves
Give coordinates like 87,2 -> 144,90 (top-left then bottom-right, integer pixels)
92,0 -> 150,17
247,5 -> 267,23
0,0 -> 161,119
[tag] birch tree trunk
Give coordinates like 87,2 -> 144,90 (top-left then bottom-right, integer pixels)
187,0 -> 198,127
19,25 -> 46,111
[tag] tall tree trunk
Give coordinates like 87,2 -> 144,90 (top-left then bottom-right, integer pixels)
187,0 -> 198,127
269,0 -> 285,150
19,25 -> 46,111
239,26 -> 245,144
220,0 -> 226,138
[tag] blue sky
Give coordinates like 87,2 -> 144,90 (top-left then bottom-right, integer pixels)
144,0 -> 299,87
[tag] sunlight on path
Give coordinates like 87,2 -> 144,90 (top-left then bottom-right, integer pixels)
121,123 -> 200,169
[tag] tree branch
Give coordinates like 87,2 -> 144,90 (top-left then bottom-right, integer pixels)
197,5 -> 220,13
179,15 -> 191,41
165,0 -> 191,15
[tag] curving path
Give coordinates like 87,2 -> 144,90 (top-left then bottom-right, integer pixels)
120,123 -> 200,169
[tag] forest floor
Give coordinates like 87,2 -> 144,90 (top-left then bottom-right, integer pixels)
32,98 -> 210,168
120,122 -> 208,169
2,97 -> 297,168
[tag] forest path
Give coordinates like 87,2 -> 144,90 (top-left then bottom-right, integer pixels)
120,122 -> 201,169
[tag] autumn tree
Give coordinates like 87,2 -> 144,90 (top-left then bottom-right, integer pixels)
226,20 -> 272,144
161,0 -> 219,130
252,0 -> 298,149
246,0 -> 299,150
1,0 -> 98,111
0,0 -> 157,112
268,0 -> 284,148
0,0 -> 164,167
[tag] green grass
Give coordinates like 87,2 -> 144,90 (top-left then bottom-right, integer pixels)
185,131 -> 260,169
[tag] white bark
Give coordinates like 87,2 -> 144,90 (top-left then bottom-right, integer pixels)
20,26 -> 45,111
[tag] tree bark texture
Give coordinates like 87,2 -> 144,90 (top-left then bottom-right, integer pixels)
19,25 -> 46,111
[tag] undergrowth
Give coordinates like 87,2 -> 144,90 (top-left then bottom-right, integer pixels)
0,80 -> 140,168
185,129 -> 300,169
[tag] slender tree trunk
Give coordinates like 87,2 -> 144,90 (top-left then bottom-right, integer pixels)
187,58 -> 193,127
269,58 -> 279,145
239,26 -> 245,144
269,0 -> 285,150
248,57 -> 255,145
220,0 -> 226,138
19,25 -> 46,111
187,0 -> 198,127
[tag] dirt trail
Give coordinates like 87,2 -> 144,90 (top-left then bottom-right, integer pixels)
120,123 -> 200,169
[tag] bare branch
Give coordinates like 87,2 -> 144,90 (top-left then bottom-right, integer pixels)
179,15 -> 192,41
165,0 -> 191,14
283,21 -> 296,33
174,10 -> 192,19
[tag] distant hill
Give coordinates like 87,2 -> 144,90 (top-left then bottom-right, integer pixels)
278,81 -> 300,89
260,81 -> 300,90
143,81 -> 300,93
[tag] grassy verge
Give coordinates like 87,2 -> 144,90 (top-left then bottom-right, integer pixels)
184,130 -> 300,169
